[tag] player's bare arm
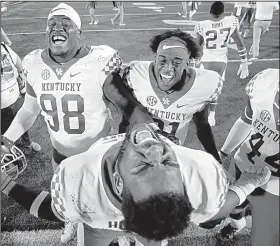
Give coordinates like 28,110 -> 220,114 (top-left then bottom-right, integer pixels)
103,70 -> 155,125
231,26 -> 250,79
3,83 -> 41,142
1,171 -> 60,222
192,105 -> 221,162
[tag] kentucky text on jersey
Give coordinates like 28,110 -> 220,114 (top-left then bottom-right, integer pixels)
146,106 -> 189,121
41,82 -> 81,92
253,119 -> 279,142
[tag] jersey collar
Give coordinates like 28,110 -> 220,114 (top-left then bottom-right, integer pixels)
101,143 -> 123,211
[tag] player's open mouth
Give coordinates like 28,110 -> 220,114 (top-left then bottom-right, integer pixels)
131,125 -> 160,145
52,35 -> 67,45
160,74 -> 174,84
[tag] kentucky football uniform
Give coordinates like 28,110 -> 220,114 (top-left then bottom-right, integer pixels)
122,61 -> 223,144
235,68 -> 279,195
51,133 -> 228,227
194,16 -> 239,63
23,45 -> 122,157
1,43 -> 20,109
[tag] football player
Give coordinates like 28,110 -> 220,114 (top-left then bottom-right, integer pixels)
194,1 -> 250,126
2,3 -> 153,244
232,2 -> 248,27
1,122 -> 271,246
219,69 -> 279,245
117,29 -> 223,163
1,42 -> 41,152
241,2 -> 256,38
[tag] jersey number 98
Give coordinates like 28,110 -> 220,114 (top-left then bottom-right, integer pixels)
40,94 -> 85,134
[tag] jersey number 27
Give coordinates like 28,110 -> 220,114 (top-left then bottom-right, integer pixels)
205,27 -> 231,49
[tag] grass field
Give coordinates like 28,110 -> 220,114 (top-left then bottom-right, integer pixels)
1,1 -> 279,246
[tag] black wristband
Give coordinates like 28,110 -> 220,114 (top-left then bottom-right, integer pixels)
220,150 -> 228,157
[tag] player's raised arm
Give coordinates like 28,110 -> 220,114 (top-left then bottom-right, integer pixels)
199,165 -> 271,229
192,104 -> 221,163
103,68 -> 155,126
3,83 -> 41,143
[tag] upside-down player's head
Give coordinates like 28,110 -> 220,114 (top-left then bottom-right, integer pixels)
112,123 -> 194,241
210,1 -> 225,17
46,3 -> 82,60
149,29 -> 200,91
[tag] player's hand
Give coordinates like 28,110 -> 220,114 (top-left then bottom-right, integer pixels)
237,60 -> 250,79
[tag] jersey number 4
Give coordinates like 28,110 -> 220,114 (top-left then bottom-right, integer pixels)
205,28 -> 231,49
247,132 -> 280,177
40,94 -> 85,134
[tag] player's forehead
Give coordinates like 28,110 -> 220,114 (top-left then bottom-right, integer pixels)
157,54 -> 185,61
48,15 -> 72,23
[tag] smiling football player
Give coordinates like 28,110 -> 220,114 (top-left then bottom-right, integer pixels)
117,29 -> 223,163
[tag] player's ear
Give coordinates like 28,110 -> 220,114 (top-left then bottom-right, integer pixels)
113,172 -> 124,196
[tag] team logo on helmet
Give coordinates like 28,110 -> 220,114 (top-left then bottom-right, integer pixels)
1,136 -> 27,180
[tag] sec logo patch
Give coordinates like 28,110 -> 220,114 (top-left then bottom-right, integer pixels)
260,110 -> 271,122
146,96 -> 157,106
41,69 -> 50,80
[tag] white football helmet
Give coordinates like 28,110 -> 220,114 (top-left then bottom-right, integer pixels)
1,136 -> 27,179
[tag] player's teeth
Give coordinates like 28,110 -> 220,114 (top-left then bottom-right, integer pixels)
135,130 -> 153,144
161,74 -> 173,79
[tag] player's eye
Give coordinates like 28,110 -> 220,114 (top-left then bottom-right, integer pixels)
133,162 -> 151,174
48,21 -> 55,27
173,62 -> 182,68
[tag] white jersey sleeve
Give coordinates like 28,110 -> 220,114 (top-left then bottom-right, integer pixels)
50,133 -> 126,229
1,44 -> 20,108
173,144 -> 228,224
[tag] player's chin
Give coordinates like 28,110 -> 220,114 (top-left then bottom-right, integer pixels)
50,41 -> 68,55
158,77 -> 176,91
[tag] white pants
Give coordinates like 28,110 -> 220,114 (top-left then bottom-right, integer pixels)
252,20 -> 271,57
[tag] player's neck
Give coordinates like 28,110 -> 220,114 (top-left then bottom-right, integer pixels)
211,14 -> 224,22
49,46 -> 82,64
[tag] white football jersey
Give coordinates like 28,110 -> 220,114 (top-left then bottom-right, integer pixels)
1,43 -> 20,109
51,133 -> 228,227
195,16 -> 239,62
235,69 -> 279,195
23,45 -> 122,156
123,61 -> 223,144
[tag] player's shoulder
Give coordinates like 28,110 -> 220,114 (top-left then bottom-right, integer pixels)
127,60 -> 151,69
222,15 -> 239,27
53,150 -> 98,185
172,144 -> 221,174
22,49 -> 44,65
89,45 -> 117,57
194,67 -> 221,83
250,69 -> 278,90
